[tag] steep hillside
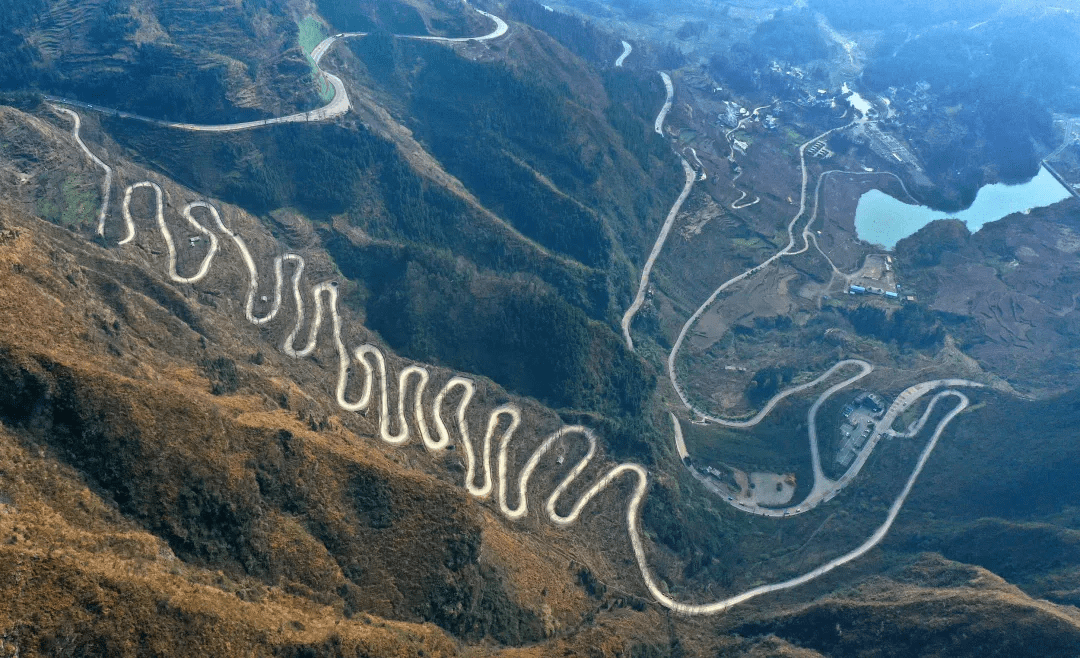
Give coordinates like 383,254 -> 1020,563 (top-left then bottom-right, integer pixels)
6,0 -> 1080,655
75,0 -> 687,460
734,553 -> 1080,658
0,134 -> 670,653
1,0 -> 313,122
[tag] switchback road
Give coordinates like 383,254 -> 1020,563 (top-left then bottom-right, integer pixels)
51,105 -> 112,235
47,2 -> 986,613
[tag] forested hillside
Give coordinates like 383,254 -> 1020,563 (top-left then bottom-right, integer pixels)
0,0 -> 324,123
15,0 -> 693,466
817,0 -> 1080,194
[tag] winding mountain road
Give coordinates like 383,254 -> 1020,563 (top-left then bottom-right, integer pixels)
686,147 -> 706,180
622,72 -> 700,350
644,113 -> 984,599
615,40 -> 632,67
113,177 -> 660,603
667,123 -> 857,413
48,1 -> 988,615
654,72 -> 674,135
110,148 -> 979,623
655,390 -> 973,614
51,105 -> 112,235
730,189 -> 759,209
44,8 -> 507,133
621,155 -> 695,350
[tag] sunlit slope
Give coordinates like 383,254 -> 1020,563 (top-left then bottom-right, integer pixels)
77,5 -> 688,460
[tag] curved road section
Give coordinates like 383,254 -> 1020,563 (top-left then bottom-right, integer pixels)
44,8 -> 508,133
667,123 -> 855,413
615,40 -> 632,67
656,390 -> 973,614
53,4 -> 987,614
51,105 -> 113,235
731,190 -> 759,209
654,72 -> 674,135
654,115 -> 987,609
621,156 -> 695,350
113,176 -> 981,619
622,71 -> 698,350
113,178 -> 656,600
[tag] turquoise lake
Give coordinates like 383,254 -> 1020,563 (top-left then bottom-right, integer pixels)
853,166 -> 1073,250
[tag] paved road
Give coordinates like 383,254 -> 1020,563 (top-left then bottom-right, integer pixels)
671,412 -> 689,460
112,179 -> 659,607
652,390 -> 973,614
615,40 -> 632,67
667,122 -> 856,415
61,1 -> 988,612
1043,162 -> 1080,201
622,70 -> 700,351
800,168 -> 919,295
44,8 -> 507,133
686,147 -> 706,180
731,189 -> 759,209
1042,116 -> 1078,164
655,72 -> 673,135
723,103 -> 772,161
621,156 -> 695,350
51,105 -> 112,235
116,172 -> 917,620
653,110 -> 987,609
121,182 -> 221,283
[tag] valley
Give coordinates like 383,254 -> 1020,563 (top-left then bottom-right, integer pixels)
3,0 -> 1080,655
39,5 -> 991,617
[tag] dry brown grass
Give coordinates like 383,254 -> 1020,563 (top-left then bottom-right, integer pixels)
0,197 -> 674,654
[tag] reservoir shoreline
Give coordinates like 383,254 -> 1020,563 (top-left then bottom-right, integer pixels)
854,165 -> 1072,249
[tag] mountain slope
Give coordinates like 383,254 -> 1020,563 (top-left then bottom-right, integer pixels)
6,0 -> 1080,655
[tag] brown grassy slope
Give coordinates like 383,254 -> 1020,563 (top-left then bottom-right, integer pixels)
0,214 -> 467,652
0,421 -> 460,656
0,208 -> 474,654
0,113 -> 674,651
0,206 -> 533,628
730,553 -> 1080,658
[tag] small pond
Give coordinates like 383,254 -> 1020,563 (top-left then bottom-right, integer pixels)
854,166 -> 1072,249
